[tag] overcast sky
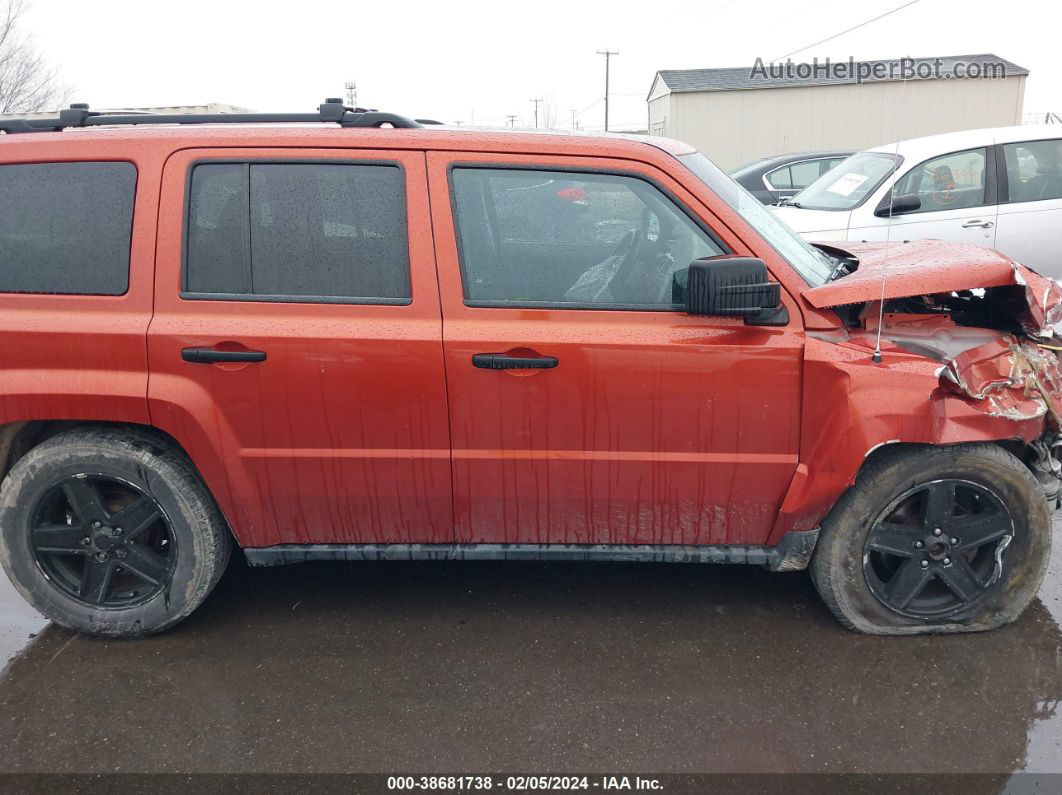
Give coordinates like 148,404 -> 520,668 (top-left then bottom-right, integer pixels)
22,0 -> 1061,131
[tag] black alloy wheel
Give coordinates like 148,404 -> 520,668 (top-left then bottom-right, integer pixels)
862,478 -> 1013,619
30,473 -> 176,609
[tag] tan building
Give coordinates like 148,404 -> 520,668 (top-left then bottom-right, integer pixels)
648,54 -> 1028,171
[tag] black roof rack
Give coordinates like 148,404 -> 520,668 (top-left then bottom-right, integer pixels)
0,98 -> 422,135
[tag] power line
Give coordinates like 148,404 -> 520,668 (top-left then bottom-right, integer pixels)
573,98 -> 602,119
774,0 -> 921,61
765,0 -> 835,33
687,0 -> 741,22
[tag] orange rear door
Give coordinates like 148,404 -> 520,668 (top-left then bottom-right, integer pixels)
148,147 -> 452,548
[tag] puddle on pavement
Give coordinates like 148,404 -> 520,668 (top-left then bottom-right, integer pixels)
0,568 -> 47,667
0,531 -> 1059,774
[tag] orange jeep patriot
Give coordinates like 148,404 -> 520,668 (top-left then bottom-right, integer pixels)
0,100 -> 1059,637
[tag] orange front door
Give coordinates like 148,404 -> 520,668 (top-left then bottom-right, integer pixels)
428,152 -> 803,547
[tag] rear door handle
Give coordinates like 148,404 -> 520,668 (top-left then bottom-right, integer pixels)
961,220 -> 994,229
472,353 -> 558,370
181,347 -> 267,364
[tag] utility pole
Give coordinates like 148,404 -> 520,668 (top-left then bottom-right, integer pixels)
530,98 -> 542,129
344,81 -> 357,107
596,49 -> 619,131
506,114 -> 518,127
570,108 -> 577,131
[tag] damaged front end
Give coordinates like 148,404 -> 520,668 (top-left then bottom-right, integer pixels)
803,240 -> 1062,507
938,337 -> 1062,503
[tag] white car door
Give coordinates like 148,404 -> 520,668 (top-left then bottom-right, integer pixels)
848,147 -> 998,248
994,137 -> 1062,279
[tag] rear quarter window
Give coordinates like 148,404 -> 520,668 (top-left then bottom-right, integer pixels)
0,162 -> 136,295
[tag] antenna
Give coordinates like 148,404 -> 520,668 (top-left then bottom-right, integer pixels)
871,73 -> 908,364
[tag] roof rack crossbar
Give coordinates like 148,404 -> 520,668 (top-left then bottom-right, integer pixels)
0,99 -> 423,135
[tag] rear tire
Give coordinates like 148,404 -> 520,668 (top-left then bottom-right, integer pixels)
811,443 -> 1051,635
0,428 -> 231,638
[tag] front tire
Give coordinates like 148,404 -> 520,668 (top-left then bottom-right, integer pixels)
811,443 -> 1051,635
0,428 -> 232,638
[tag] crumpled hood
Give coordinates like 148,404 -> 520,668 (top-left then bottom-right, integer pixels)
804,239 -> 1062,336
807,239 -> 1062,428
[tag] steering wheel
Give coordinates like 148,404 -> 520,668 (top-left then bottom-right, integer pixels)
599,210 -> 651,302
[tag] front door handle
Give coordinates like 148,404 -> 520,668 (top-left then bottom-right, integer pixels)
472,353 -> 558,370
961,220 -> 994,229
181,347 -> 267,364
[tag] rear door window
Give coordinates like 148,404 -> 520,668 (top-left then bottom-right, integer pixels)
820,157 -> 846,173
1003,139 -> 1062,203
185,162 -> 411,303
0,162 -> 136,295
788,160 -> 824,190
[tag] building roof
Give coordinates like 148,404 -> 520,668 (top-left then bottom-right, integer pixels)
652,54 -> 1029,96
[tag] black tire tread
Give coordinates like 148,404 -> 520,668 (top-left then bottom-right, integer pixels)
810,442 -> 1051,635
0,426 -> 232,637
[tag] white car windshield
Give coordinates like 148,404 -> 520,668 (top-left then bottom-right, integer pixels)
788,151 -> 901,211
678,152 -> 835,287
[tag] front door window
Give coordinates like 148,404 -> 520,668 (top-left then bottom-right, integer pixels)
450,168 -> 724,309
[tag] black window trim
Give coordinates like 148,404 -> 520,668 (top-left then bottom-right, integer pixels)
874,144 -> 997,216
0,159 -> 138,298
180,157 -> 413,306
446,162 -> 732,313
997,136 -> 1062,206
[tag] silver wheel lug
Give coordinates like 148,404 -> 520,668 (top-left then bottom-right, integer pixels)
94,552 -> 108,563
112,527 -> 123,537
950,537 -> 959,545
943,557 -> 951,566
933,528 -> 942,536
915,541 -> 924,549
921,560 -> 930,568
80,536 -> 90,546
91,521 -> 102,530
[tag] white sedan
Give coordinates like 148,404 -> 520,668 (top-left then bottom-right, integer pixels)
772,125 -> 1062,279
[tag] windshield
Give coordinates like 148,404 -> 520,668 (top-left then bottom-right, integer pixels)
788,151 -> 901,211
678,151 -> 834,287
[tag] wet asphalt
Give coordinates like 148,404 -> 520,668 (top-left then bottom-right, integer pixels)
0,521 -> 1060,778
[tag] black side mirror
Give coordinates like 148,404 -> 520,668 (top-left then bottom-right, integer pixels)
686,256 -> 787,325
874,192 -> 921,217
